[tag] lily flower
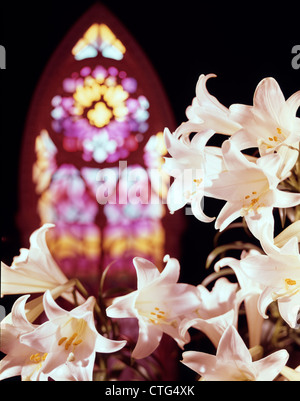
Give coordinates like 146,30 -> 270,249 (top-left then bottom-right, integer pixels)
183,74 -> 300,178
106,256 -> 200,359
180,278 -> 242,348
19,291 -> 126,381
181,325 -> 289,381
184,74 -> 242,136
205,140 -> 300,241
1,224 -> 81,304
0,293 -> 73,381
229,77 -> 300,176
163,127 -> 224,222
240,231 -> 300,329
0,295 -> 50,381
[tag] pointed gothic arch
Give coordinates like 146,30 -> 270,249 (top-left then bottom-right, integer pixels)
18,3 -> 183,295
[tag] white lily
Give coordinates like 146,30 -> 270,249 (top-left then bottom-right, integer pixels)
106,256 -> 200,359
184,73 -> 242,136
182,325 -> 289,381
230,77 -> 300,177
163,127 -> 224,222
0,293 -> 75,381
0,295 -> 49,381
180,278 -> 242,348
206,140 -> 300,241
18,291 -> 126,381
1,224 -> 81,304
240,231 -> 300,329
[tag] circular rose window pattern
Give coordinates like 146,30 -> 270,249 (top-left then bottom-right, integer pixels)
51,65 -> 150,163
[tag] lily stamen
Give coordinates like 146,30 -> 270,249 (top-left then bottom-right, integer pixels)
58,337 -> 68,346
57,318 -> 87,352
139,307 -> 168,325
65,333 -> 78,351
272,278 -> 300,301
137,304 -> 178,328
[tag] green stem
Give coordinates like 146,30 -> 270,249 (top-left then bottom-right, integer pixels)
74,278 -> 108,333
295,153 -> 300,221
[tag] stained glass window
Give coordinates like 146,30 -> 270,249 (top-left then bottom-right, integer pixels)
19,4 -> 181,299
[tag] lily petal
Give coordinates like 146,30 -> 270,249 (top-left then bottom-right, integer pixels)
253,77 -> 286,121
254,350 -> 289,381
215,202 -> 241,231
188,73 -> 241,135
132,320 -> 163,360
278,293 -> 300,329
106,291 -> 138,319
94,334 -> 126,354
133,257 -> 161,289
217,326 -> 252,364
285,90 -> 300,117
257,287 -> 276,319
181,350 -> 217,378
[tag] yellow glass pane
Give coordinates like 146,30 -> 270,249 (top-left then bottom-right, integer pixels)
72,23 -> 126,60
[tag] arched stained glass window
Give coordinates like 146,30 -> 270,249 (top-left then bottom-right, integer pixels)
19,3 -> 183,296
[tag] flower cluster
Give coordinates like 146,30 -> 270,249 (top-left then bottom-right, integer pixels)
164,74 -> 300,327
1,75 -> 299,381
163,74 -> 300,380
165,75 -> 300,234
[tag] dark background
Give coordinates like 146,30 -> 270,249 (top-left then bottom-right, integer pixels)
0,0 -> 299,379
